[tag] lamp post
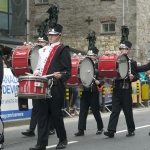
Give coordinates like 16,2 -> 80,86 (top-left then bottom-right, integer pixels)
123,0 -> 125,25
26,0 -> 30,43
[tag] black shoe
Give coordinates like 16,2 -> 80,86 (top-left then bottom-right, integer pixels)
29,145 -> 46,150
149,132 -> 150,136
49,129 -> 55,135
74,130 -> 84,136
126,131 -> 135,137
56,140 -> 68,149
0,143 -> 4,149
22,129 -> 35,137
104,131 -> 115,138
96,129 -> 103,135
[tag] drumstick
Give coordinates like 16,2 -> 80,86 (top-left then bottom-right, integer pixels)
42,74 -> 54,78
88,70 -> 96,80
43,72 -> 66,78
25,72 -> 33,76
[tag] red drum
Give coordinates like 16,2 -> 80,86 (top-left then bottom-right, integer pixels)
11,45 -> 42,77
98,54 -> 129,79
65,57 -> 95,87
17,76 -> 48,99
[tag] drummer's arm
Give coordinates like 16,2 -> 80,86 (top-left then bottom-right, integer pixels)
59,47 -> 71,82
131,73 -> 141,82
95,73 -> 104,87
136,62 -> 150,73
96,79 -> 104,87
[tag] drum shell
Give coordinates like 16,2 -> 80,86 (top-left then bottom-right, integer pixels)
98,54 -> 128,79
65,58 -> 81,87
65,57 -> 95,87
18,76 -> 48,99
10,45 -> 41,77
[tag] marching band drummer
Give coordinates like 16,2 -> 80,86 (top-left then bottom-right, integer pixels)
74,46 -> 104,136
104,41 -> 142,138
29,23 -> 71,150
37,35 -> 48,47
21,35 -> 55,137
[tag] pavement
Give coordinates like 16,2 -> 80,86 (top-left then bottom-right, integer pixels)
3,106 -> 150,150
3,105 -> 149,128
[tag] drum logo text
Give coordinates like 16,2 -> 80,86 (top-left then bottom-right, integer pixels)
16,52 -> 26,55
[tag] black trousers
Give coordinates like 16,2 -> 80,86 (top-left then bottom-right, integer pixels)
107,87 -> 135,132
71,88 -> 78,108
37,86 -> 67,146
0,117 -> 4,144
30,99 -> 54,131
78,90 -> 103,131
30,99 -> 39,131
0,88 -> 4,144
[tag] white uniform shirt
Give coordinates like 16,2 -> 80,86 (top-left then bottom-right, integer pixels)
34,42 -> 60,76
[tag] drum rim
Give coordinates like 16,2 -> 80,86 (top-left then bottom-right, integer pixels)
18,76 -> 48,81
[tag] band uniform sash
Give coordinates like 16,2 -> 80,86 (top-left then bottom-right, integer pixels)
42,44 -> 61,76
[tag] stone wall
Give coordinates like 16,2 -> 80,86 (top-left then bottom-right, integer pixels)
136,0 -> 150,64
29,0 -> 150,63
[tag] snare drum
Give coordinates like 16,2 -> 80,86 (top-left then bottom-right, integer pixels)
98,54 -> 129,79
10,45 -> 42,77
65,57 -> 95,87
17,76 -> 48,99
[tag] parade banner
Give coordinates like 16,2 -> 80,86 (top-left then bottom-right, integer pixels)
1,68 -> 32,121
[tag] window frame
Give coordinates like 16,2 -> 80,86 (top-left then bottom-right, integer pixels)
101,0 -> 115,1
100,22 -> 116,34
0,0 -> 12,37
34,0 -> 49,5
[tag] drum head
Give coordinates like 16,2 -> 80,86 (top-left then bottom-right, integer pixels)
79,57 -> 94,87
30,45 -> 42,72
117,54 -> 129,78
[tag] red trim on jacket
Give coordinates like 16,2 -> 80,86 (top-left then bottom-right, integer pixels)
42,44 -> 61,76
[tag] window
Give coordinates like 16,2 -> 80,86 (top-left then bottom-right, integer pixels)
101,0 -> 115,1
0,0 -> 12,37
101,22 -> 116,34
35,0 -> 49,4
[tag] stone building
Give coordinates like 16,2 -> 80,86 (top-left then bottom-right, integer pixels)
28,0 -> 150,63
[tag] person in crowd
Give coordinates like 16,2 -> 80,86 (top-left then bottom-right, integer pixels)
29,23 -> 71,150
74,46 -> 104,136
21,36 -> 55,137
103,41 -> 144,138
37,36 -> 48,47
4,54 -> 11,68
2,57 -> 6,68
0,53 -> 4,149
137,62 -> 148,83
70,87 -> 80,116
99,79 -> 113,112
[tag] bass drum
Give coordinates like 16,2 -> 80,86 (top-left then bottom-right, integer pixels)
10,45 -> 42,77
65,57 -> 95,88
98,54 -> 129,79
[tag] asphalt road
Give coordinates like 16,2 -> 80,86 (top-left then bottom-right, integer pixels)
3,108 -> 150,150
